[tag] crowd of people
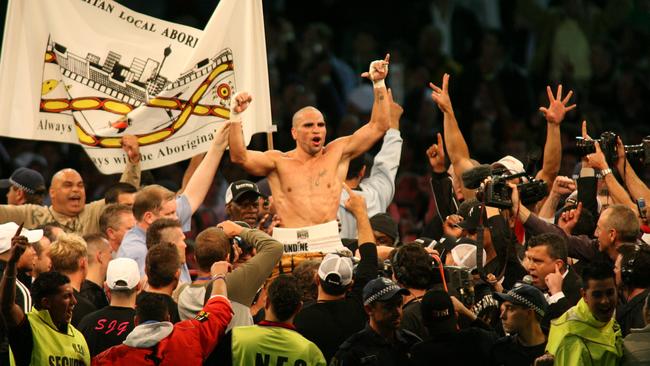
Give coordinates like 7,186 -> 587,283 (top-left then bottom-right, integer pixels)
1,1 -> 650,365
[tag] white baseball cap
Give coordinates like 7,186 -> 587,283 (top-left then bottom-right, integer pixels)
0,222 -> 43,254
318,253 -> 354,287
493,155 -> 525,175
106,258 -> 140,290
451,243 -> 487,270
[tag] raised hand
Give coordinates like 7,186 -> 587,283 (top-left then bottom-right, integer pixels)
426,133 -> 446,173
9,235 -> 29,265
387,88 -> 403,129
216,220 -> 244,238
231,92 -> 253,115
544,262 -> 564,295
581,120 -> 592,140
585,141 -> 609,170
551,176 -> 576,196
429,74 -> 453,114
210,260 -> 232,277
615,136 -> 627,172
508,182 -> 521,211
121,134 -> 141,163
558,202 -> 582,235
443,214 -> 463,238
361,54 -> 390,83
539,85 -> 576,125
257,213 -> 282,236
213,121 -> 230,150
343,183 -> 367,217
486,273 -> 504,293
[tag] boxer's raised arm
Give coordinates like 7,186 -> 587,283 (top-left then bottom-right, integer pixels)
228,92 -> 276,176
339,55 -> 391,160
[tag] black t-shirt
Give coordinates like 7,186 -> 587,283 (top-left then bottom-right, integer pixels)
489,335 -> 547,366
77,306 -> 136,357
294,298 -> 367,363
79,280 -> 109,310
410,328 -> 497,366
400,297 -> 428,339
72,289 -> 97,327
137,291 -> 180,323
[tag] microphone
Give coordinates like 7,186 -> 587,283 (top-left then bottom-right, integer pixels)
522,275 -> 533,285
461,164 -> 493,189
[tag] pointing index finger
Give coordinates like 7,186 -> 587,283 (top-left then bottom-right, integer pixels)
13,223 -> 24,238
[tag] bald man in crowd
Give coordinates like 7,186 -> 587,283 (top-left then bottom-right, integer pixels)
0,135 -> 141,235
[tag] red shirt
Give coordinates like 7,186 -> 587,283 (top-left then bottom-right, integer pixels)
92,296 -> 232,366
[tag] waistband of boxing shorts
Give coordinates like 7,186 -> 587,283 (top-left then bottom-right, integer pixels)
272,220 -> 344,254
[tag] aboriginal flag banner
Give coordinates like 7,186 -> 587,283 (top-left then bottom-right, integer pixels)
0,0 -> 272,174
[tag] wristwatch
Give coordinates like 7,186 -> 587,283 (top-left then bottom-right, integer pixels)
600,168 -> 613,178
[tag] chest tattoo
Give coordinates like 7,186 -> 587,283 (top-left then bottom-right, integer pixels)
315,169 -> 327,186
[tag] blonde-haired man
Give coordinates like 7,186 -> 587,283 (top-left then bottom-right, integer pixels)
49,233 -> 97,326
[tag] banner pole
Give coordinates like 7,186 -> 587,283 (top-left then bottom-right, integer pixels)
266,124 -> 277,151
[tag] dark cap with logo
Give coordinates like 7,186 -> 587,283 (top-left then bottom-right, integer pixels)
225,180 -> 264,204
0,167 -> 46,194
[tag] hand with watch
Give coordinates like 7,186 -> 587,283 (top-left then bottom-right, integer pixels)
210,261 -> 232,281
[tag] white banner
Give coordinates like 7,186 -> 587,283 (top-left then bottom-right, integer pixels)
0,0 -> 272,174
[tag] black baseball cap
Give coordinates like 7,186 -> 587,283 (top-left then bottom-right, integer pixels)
457,200 -> 486,231
420,289 -> 457,331
225,180 -> 264,204
370,213 -> 399,242
0,167 -> 45,194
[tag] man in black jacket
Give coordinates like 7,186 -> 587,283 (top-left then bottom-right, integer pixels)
330,277 -> 420,366
490,283 -> 548,366
524,233 -> 581,331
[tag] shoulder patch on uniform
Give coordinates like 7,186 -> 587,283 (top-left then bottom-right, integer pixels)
195,310 -> 210,322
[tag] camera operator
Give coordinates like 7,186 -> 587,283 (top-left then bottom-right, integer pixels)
176,220 -> 283,327
581,122 -> 640,215
454,199 -> 527,290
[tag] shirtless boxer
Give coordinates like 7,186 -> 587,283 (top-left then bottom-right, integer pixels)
229,55 -> 390,256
